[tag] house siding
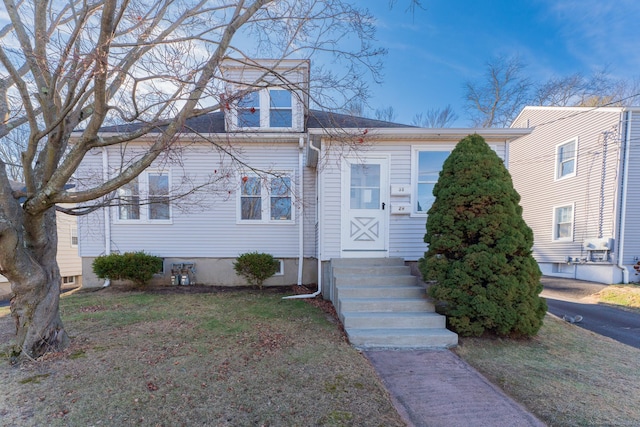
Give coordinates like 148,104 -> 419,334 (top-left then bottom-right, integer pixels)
621,111 -> 640,267
320,137 -> 508,261
79,141 -> 307,259
509,106 -> 640,283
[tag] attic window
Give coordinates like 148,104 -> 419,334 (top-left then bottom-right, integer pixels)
235,88 -> 293,129
269,89 -> 292,127
238,92 -> 260,127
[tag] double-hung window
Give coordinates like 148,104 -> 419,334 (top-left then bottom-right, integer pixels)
413,149 -> 451,214
553,204 -> 574,241
555,138 -> 577,180
235,88 -> 294,130
117,171 -> 171,223
240,174 -> 292,222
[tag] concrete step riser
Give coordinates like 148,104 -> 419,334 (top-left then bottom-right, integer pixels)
334,275 -> 417,287
332,266 -> 411,276
331,258 -> 405,268
339,299 -> 432,313
342,315 -> 445,329
347,331 -> 458,348
337,286 -> 425,299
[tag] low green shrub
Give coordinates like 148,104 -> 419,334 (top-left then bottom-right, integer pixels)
233,252 -> 279,289
92,252 -> 163,287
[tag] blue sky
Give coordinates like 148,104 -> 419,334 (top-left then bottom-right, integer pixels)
357,0 -> 640,126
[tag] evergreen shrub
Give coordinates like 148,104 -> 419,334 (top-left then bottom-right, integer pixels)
93,251 -> 163,287
233,252 -> 279,289
419,134 -> 547,337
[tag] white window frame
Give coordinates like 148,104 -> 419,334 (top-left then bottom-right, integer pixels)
555,137 -> 578,181
237,172 -> 295,224
115,169 -> 173,224
552,203 -> 574,242
231,88 -> 298,131
410,145 -> 454,216
70,225 -> 78,247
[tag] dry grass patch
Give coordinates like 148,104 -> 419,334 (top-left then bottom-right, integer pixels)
593,284 -> 640,312
0,288 -> 404,427
455,314 -> 640,426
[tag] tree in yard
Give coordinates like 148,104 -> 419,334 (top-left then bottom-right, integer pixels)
411,105 -> 458,128
463,54 -> 532,128
419,134 -> 546,337
464,54 -> 640,127
0,0 -> 387,359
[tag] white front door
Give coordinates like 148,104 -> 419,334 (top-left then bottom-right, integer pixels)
341,156 -> 389,257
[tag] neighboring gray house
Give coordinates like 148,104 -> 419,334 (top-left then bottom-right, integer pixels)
509,106 -> 640,284
76,59 -> 530,292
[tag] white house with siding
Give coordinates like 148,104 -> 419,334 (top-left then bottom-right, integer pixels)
76,60 -> 530,294
509,106 -> 640,284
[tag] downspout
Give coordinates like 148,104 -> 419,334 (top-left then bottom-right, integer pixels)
102,147 -> 111,288
616,111 -> 631,284
297,136 -> 304,286
283,135 -> 322,299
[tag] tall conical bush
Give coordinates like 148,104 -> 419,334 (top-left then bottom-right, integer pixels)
419,134 -> 546,337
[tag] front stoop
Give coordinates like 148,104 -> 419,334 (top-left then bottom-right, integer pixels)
330,258 -> 457,349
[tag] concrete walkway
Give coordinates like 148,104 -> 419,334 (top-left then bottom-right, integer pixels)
365,349 -> 545,427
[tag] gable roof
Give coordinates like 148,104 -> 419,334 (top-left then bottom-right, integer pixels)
95,109 -> 413,135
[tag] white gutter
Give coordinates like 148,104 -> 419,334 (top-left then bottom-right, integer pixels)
297,136 -> 304,286
102,147 -> 111,288
616,111 -> 632,284
283,135 -> 322,299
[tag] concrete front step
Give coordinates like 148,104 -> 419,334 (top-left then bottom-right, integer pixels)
331,257 -> 406,267
332,265 -> 411,276
341,311 -> 445,329
337,285 -> 425,299
333,274 -> 418,287
339,297 -> 432,313
346,328 -> 458,349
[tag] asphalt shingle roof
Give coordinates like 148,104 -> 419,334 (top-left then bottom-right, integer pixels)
96,109 -> 412,134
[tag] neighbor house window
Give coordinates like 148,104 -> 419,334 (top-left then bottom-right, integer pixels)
414,149 -> 451,214
70,226 -> 78,247
235,88 -> 294,129
239,174 -> 292,222
553,205 -> 574,241
117,171 -> 171,223
555,138 -> 577,180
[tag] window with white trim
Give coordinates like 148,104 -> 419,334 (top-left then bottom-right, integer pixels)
553,204 -> 574,241
70,225 -> 78,247
239,174 -> 293,222
117,171 -> 171,223
236,88 -> 294,129
413,149 -> 451,214
555,138 -> 577,180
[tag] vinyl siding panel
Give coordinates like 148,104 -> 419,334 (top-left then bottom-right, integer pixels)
78,141 -> 305,259
510,108 -> 623,264
621,111 -> 640,265
319,137 -> 509,261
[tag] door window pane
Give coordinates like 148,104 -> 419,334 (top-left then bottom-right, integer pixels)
350,164 -> 380,209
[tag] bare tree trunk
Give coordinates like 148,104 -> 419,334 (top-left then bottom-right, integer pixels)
5,207 -> 69,360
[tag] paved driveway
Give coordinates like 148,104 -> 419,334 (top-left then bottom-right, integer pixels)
541,276 -> 640,349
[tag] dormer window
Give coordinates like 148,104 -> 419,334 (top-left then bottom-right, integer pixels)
269,89 -> 292,127
238,92 -> 260,127
231,88 -> 298,131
